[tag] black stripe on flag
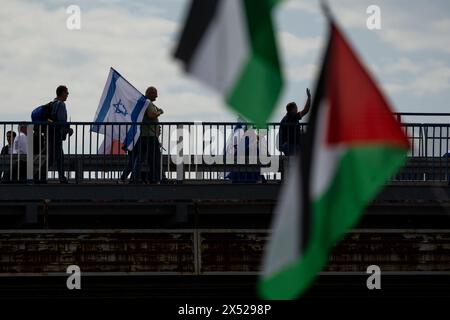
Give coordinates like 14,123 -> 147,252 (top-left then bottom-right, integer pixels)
299,22 -> 333,252
173,0 -> 221,69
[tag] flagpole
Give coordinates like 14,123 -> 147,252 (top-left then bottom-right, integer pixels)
320,0 -> 334,21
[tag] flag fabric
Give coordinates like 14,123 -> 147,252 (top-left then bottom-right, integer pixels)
225,119 -> 246,156
174,0 -> 284,127
259,20 -> 410,299
92,68 -> 149,151
97,139 -> 126,155
218,120 -> 245,179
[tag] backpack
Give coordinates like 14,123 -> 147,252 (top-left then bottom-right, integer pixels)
31,102 -> 54,122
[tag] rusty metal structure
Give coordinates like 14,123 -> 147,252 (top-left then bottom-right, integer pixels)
1,115 -> 450,300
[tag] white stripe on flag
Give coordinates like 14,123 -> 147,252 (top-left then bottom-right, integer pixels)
262,159 -> 302,278
92,68 -> 149,151
310,99 -> 345,198
189,0 -> 250,95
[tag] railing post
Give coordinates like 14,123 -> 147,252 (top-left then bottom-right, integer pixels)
194,121 -> 202,180
26,124 -> 34,183
9,124 -> 13,181
176,124 -> 184,183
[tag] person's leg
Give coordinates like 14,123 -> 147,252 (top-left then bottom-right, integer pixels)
19,159 -> 27,183
10,159 -> 18,182
280,143 -> 293,156
9,157 -> 26,183
155,139 -> 162,182
286,144 -> 300,156
147,137 -> 155,183
54,132 -> 65,182
33,129 -> 46,183
39,143 -> 48,183
2,157 -> 14,183
120,154 -> 132,181
294,143 -> 301,155
40,131 -> 48,183
122,138 -> 141,181
131,137 -> 147,183
148,136 -> 161,183
143,136 -> 152,182
158,140 -> 167,182
130,143 -> 139,183
120,149 -> 134,181
47,125 -> 57,179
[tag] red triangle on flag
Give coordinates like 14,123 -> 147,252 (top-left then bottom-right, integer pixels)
324,23 -> 409,149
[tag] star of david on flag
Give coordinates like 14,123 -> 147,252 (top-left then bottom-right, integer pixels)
113,99 -> 128,117
92,68 -> 149,152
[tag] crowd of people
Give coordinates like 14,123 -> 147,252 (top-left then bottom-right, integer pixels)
1,85 -> 311,184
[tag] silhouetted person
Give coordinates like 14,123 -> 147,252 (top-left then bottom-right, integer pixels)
2,125 -> 28,183
120,145 -> 136,182
1,131 -> 16,155
1,131 -> 16,181
132,86 -> 164,183
48,85 -> 73,183
279,88 -> 311,156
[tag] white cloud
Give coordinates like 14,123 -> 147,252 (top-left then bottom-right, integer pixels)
340,2 -> 450,54
432,19 -> 450,32
376,10 -> 450,54
408,66 -> 450,95
382,27 -> 450,54
279,32 -> 322,59
382,62 -> 450,96
284,0 -> 319,14
285,0 -> 370,29
286,64 -> 317,82
1,0 -> 450,124
330,2 -> 368,29
0,0 -> 234,122
286,0 -> 450,54
383,83 -> 407,95
379,58 -> 422,76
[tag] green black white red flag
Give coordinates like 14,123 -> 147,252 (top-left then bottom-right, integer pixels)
173,0 -> 283,127
259,16 -> 410,300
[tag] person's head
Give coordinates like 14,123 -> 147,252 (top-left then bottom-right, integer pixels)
56,85 -> 69,101
18,124 -> 27,135
6,131 -> 16,145
145,86 -> 158,102
286,102 -> 298,114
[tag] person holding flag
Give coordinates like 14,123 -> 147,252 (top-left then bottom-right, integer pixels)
92,68 -> 151,183
131,86 -> 164,184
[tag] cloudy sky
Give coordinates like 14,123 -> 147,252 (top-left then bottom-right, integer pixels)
0,0 -> 449,123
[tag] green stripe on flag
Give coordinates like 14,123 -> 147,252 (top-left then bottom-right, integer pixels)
226,0 -> 283,127
259,145 -> 407,299
266,0 -> 284,10
227,56 -> 283,128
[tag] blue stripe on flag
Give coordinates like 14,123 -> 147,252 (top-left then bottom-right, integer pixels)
124,96 -> 148,150
91,70 -> 120,132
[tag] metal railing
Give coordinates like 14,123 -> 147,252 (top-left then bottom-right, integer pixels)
0,113 -> 449,184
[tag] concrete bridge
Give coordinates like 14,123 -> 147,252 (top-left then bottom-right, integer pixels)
0,182 -> 449,300
1,117 -> 450,300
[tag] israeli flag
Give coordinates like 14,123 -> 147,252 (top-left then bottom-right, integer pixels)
92,68 -> 149,151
